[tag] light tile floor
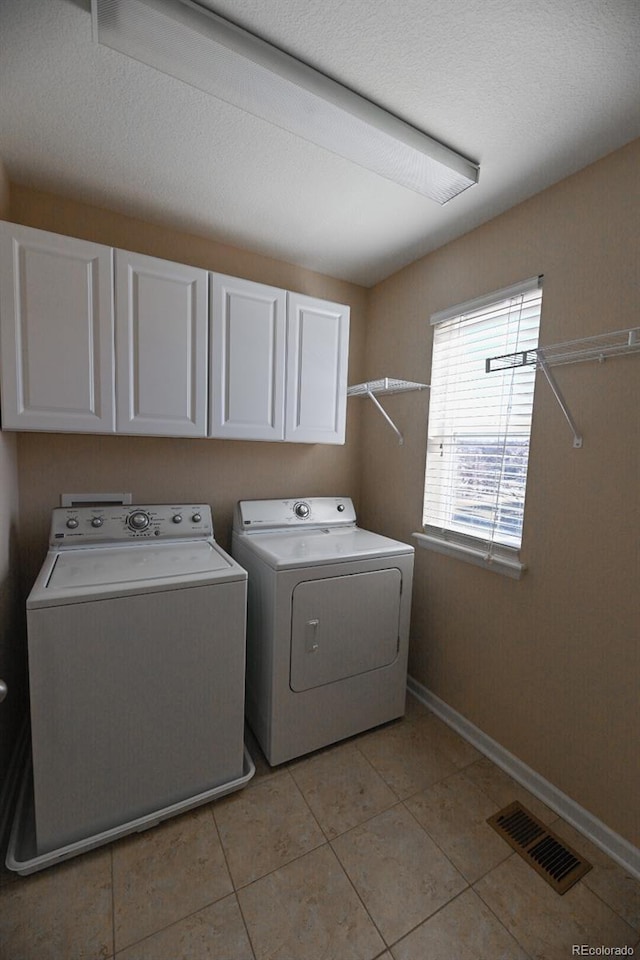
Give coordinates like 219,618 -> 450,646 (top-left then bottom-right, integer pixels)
1,695 -> 639,960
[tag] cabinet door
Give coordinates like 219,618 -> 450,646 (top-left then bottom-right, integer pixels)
115,250 -> 208,436
0,222 -> 115,432
209,273 -> 286,441
285,293 -> 350,444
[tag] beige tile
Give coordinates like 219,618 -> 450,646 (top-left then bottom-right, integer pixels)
115,893 -> 253,960
214,770 -> 325,887
238,844 -> 385,960
418,713 -> 482,768
0,862 -> 21,889
289,740 -> 397,839
332,804 -> 467,945
112,806 -> 232,952
406,770 -> 513,883
403,692 -> 429,722
0,847 -> 112,960
475,853 -> 637,959
356,717 -> 459,798
552,819 -> 640,932
464,756 -> 556,824
391,888 -> 529,960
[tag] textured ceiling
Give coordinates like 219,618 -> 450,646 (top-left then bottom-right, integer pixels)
1,0 -> 639,286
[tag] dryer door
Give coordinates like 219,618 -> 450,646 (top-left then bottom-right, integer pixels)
290,568 -> 401,692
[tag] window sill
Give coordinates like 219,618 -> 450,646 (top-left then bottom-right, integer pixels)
412,532 -> 527,580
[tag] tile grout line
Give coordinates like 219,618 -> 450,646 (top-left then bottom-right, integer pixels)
109,844 -> 116,958
324,838 -> 392,951
470,872 -> 537,960
209,800 -> 258,960
239,758 -> 397,953
312,718 -> 635,957
342,715 -> 538,955
284,766 -> 334,845
288,747 -> 408,842
110,892 -> 250,958
579,876 -> 640,937
384,886 -> 474,953
111,804 -> 250,957
351,737 -> 404,803
392,761 -> 544,957
220,768 -> 329,892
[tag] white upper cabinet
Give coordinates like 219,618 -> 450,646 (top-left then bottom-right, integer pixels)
209,273 -> 287,441
210,277 -> 350,444
0,222 -> 115,433
0,222 -> 350,444
286,293 -> 350,444
115,250 -> 208,437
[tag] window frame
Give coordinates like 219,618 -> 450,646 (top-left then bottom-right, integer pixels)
415,276 -> 543,579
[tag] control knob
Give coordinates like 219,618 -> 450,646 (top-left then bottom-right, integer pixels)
66,518 -> 79,529
128,511 -> 150,531
172,514 -> 183,523
192,513 -> 202,523
91,517 -> 104,528
294,501 -> 310,519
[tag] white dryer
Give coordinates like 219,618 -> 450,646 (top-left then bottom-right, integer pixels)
232,497 -> 414,765
22,503 -> 251,863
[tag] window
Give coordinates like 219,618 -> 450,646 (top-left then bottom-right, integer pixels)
419,277 -> 543,578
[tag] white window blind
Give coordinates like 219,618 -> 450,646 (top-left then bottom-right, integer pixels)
422,277 -> 542,571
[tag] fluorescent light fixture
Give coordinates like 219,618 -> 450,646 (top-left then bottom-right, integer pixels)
92,0 -> 479,204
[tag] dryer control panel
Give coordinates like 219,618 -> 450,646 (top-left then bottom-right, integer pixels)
234,497 -> 356,531
50,504 -> 213,544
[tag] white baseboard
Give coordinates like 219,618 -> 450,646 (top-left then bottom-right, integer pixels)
407,675 -> 640,881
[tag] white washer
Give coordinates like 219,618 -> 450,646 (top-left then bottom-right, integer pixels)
232,497 -> 414,765
26,503 -> 249,857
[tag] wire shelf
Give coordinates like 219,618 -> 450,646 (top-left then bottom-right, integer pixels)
347,377 -> 429,445
486,327 -> 640,372
347,377 -> 430,397
485,326 -> 640,448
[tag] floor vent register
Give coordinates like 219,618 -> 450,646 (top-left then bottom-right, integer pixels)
487,801 -> 592,895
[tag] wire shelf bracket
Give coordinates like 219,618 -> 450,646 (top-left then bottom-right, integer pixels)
485,327 -> 640,448
347,378 -> 430,445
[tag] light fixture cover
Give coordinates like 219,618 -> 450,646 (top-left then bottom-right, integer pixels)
92,0 -> 479,203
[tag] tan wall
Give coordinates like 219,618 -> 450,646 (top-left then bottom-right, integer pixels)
361,138 -> 640,847
0,158 -> 26,799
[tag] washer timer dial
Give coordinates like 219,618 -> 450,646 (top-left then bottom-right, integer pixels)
127,510 -> 150,531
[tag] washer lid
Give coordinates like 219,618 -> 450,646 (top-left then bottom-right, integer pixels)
240,526 -> 413,570
28,540 -> 246,608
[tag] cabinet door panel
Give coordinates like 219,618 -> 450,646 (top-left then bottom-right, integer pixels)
0,223 -> 114,432
210,274 -> 286,441
286,293 -> 349,444
115,251 -> 208,436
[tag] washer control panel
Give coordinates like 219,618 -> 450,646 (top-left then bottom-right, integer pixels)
51,504 -> 213,544
235,497 -> 356,531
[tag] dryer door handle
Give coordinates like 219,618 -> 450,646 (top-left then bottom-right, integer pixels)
305,619 -> 320,654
